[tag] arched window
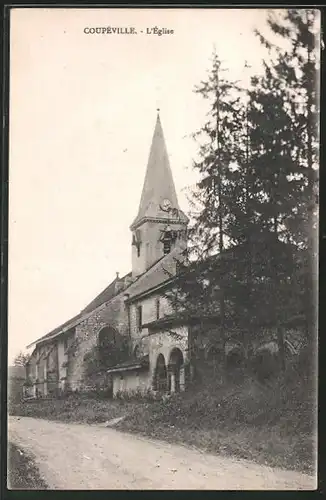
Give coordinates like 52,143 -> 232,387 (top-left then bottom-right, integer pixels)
98,326 -> 117,368
98,326 -> 116,347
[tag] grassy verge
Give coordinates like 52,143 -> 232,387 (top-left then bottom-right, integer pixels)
9,377 -> 316,475
9,395 -> 143,425
7,442 -> 48,490
115,376 -> 316,475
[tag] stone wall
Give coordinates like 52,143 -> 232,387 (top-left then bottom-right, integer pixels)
26,286 -> 192,397
45,343 -> 59,395
128,293 -> 189,392
47,344 -> 58,374
126,292 -> 174,367
132,219 -> 187,278
26,290 -> 130,394
147,326 -> 189,379
26,350 -> 38,381
57,338 -> 68,390
112,370 -> 151,396
129,293 -> 172,352
67,292 -> 129,390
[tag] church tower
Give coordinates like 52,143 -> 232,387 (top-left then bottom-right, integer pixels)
130,112 -> 188,278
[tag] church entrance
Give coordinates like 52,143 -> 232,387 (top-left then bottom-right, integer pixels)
98,326 -> 117,367
153,354 -> 168,393
168,348 -> 184,393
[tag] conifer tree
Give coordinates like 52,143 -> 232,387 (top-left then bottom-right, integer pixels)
13,351 -> 30,367
254,8 -> 319,363
168,52 -> 248,372
171,11 -> 319,378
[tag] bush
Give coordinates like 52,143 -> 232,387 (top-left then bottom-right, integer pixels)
8,442 -> 48,489
114,388 -> 161,402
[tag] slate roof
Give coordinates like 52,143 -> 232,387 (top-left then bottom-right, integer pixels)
81,272 -> 132,314
126,247 -> 184,301
106,354 -> 149,374
26,251 -> 183,349
142,312 -> 221,330
26,312 -> 84,348
27,273 -> 131,348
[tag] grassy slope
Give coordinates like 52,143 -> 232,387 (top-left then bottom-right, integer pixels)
117,377 -> 316,474
9,396 -> 142,424
7,443 -> 48,490
9,376 -> 316,475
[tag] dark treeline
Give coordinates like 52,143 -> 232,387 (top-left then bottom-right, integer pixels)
168,9 -> 319,379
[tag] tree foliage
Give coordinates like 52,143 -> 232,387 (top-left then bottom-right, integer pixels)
13,351 -> 30,367
254,9 -> 319,352
171,10 -> 319,373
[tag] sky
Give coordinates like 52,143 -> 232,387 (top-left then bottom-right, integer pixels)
8,7 -> 279,363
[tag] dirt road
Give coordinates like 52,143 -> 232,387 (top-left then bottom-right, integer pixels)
8,416 -> 316,490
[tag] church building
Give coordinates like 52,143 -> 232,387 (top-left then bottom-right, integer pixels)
25,112 -> 193,398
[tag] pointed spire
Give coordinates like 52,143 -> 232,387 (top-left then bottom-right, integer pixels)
131,112 -> 182,229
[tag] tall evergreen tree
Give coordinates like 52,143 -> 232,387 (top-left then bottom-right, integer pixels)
189,52 -> 243,259
254,8 -> 319,362
170,11 -> 319,378
166,52 -> 249,372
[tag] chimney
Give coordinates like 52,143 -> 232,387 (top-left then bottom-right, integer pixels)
114,272 -> 124,294
124,275 -> 133,288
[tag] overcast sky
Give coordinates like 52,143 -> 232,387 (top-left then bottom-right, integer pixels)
8,7 -> 280,363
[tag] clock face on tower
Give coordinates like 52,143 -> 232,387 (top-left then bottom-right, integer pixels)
161,198 -> 172,212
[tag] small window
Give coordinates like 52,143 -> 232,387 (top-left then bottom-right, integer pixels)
137,305 -> 142,331
137,245 -> 141,258
156,298 -> 160,320
64,338 -> 68,352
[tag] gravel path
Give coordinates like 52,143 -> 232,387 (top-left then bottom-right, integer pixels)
8,416 -> 316,490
